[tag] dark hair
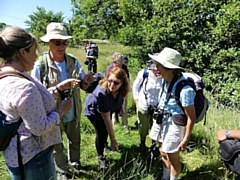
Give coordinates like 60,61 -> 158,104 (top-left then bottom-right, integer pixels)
0,27 -> 39,62
99,67 -> 130,98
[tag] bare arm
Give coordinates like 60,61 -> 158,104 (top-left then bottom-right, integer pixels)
178,104 -> 196,151
217,129 -> 240,142
101,112 -> 119,152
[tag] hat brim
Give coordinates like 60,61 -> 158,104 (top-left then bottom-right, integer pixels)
40,35 -> 73,42
148,54 -> 185,71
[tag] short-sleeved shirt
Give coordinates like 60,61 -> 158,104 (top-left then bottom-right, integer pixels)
84,85 -> 124,116
159,76 -> 196,122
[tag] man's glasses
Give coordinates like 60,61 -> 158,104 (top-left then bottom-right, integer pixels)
52,40 -> 68,46
108,79 -> 121,85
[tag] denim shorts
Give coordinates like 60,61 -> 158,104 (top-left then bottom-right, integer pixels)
7,146 -> 56,180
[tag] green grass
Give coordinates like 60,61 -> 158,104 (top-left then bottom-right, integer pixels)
0,44 -> 239,180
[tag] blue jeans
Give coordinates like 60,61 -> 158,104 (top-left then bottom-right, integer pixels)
7,146 -> 56,180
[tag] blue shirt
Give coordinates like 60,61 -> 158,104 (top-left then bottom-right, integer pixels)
158,76 -> 196,121
84,85 -> 124,116
87,49 -> 98,59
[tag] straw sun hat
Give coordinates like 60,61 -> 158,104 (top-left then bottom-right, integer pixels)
40,22 -> 72,42
148,47 -> 184,70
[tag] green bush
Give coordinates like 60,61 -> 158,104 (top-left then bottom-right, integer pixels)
115,0 -> 240,109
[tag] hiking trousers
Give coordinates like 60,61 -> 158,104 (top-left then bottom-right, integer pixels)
53,120 -> 80,172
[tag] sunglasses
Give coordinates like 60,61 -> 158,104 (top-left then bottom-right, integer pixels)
52,40 -> 68,46
108,79 -> 121,85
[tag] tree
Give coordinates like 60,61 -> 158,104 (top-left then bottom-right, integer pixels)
71,0 -> 122,40
0,22 -> 7,31
71,0 -> 240,108
25,6 -> 65,39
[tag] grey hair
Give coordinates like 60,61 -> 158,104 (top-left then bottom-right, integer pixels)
112,52 -> 124,62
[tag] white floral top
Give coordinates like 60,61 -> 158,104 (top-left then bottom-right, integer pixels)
0,72 -> 61,167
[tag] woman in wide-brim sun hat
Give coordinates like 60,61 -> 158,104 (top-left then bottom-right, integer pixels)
148,47 -> 196,180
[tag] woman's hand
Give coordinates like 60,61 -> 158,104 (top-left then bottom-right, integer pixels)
110,139 -> 119,152
177,139 -> 188,152
57,79 -> 80,91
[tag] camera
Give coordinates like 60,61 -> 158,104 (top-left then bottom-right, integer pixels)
153,109 -> 164,124
147,106 -> 155,116
60,89 -> 72,100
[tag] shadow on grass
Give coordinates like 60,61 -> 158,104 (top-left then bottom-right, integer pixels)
180,160 -> 236,180
79,121 -> 234,179
93,144 -> 164,180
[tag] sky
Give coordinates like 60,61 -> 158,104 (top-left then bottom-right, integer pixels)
0,0 -> 73,28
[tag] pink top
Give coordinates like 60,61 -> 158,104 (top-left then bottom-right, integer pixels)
0,72 -> 61,167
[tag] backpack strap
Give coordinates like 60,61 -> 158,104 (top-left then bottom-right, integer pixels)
173,79 -> 195,113
0,71 -> 30,81
162,72 -> 182,108
0,72 -> 28,180
142,68 -> 150,103
141,68 -> 149,88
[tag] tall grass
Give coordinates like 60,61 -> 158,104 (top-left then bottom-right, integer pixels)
0,43 -> 239,180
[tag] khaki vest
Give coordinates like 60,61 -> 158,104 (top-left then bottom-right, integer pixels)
40,52 -> 82,123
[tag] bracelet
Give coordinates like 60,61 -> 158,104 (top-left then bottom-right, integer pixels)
56,86 -> 62,93
111,138 -> 116,141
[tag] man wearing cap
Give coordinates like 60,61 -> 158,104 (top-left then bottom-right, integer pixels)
149,47 -> 196,180
132,54 -> 163,154
85,44 -> 98,73
31,22 -> 94,179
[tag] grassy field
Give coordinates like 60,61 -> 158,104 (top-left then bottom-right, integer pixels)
0,43 -> 240,180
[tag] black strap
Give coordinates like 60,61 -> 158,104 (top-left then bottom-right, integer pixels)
0,72 -> 28,179
17,132 -> 24,180
164,72 -> 182,106
142,69 -> 149,106
0,71 -> 30,80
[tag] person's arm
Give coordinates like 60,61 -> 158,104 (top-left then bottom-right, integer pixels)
16,83 -> 62,135
217,129 -> 240,142
177,86 -> 196,151
101,112 -> 119,152
178,104 -> 196,151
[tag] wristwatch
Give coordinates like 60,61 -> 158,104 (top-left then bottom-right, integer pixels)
225,130 -> 231,139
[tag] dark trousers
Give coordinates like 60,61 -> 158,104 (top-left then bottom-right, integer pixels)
87,115 -> 108,156
88,59 -> 97,73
